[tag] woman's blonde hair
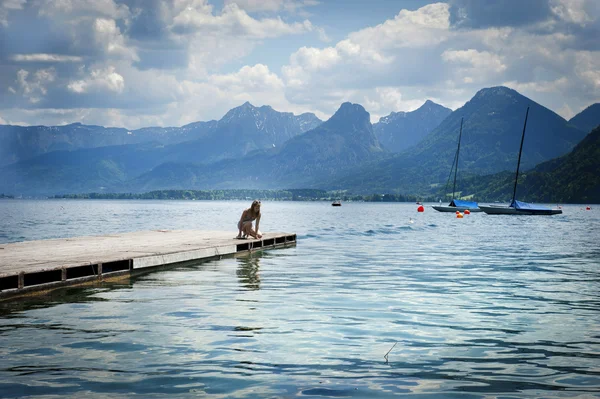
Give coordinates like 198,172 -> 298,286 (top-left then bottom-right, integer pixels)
249,200 -> 261,218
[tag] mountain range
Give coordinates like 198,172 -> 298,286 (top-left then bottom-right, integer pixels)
0,102 -> 321,167
1,86 -> 599,201
373,100 -> 452,153
324,86 -> 590,194
129,102 -> 383,191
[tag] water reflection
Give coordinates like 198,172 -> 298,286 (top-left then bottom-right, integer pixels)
236,254 -> 261,291
1,202 -> 599,398
0,281 -> 133,318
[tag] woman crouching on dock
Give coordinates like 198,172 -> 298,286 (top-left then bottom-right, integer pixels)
237,200 -> 262,239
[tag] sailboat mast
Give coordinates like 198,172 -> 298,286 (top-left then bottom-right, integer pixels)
512,106 -> 530,204
451,117 -> 463,199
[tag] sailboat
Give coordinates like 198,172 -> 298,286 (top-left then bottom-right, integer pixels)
432,117 -> 481,212
479,107 -> 562,215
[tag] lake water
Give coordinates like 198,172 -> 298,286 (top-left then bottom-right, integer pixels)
0,200 -> 599,398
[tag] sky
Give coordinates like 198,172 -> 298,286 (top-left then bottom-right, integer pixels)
0,0 -> 598,129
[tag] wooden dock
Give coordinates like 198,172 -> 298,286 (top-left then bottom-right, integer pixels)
0,230 -> 296,300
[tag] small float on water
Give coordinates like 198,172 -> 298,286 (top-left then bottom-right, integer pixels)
332,201 -> 342,207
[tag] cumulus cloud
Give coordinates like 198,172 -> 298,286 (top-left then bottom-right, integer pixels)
172,2 -> 313,38
442,49 -> 507,83
124,0 -> 319,70
550,0 -> 595,26
211,64 -> 284,91
351,2 -> 451,49
281,3 -> 454,113
0,0 -> 319,123
285,3 -> 452,74
93,18 -> 139,60
0,1 -> 598,128
10,68 -> 57,104
573,51 -> 600,98
68,66 -> 125,94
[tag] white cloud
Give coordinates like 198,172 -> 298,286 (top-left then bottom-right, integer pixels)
211,64 -> 284,91
94,18 -> 138,60
224,0 -> 319,14
11,68 -> 56,104
37,0 -> 129,20
361,87 -> 410,122
315,26 -> 330,42
10,54 -> 83,62
574,51 -> 600,90
283,3 -> 452,79
172,2 -> 313,39
68,66 -> 125,94
550,0 -> 595,26
277,1 -> 599,122
502,78 -> 570,94
0,0 -> 25,26
442,49 -> 507,83
290,47 -> 341,71
348,3 -> 450,50
1,1 -> 598,128
281,3 -> 453,115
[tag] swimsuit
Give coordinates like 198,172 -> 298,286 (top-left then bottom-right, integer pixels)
238,214 -> 255,229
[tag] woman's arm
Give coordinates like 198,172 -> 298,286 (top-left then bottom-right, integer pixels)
254,214 -> 261,233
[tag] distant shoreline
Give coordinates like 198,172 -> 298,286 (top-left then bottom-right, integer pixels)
3,190 -> 596,204
50,190 -> 424,203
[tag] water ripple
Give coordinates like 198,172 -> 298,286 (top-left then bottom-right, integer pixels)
0,201 -> 599,398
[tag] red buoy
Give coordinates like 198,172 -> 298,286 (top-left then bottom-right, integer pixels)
464,209 -> 471,215
586,206 -> 591,210
417,205 -> 424,212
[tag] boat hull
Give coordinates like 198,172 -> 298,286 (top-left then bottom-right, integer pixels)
479,204 -> 562,215
431,205 -> 483,212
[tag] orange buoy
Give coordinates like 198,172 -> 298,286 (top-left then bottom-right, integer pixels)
417,205 -> 424,212
456,212 -> 464,218
464,209 -> 471,215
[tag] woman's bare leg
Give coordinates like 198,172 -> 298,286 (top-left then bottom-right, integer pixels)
243,224 -> 262,239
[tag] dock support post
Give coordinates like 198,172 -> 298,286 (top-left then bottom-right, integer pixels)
18,272 -> 24,289
98,263 -> 102,276
61,268 -> 67,281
